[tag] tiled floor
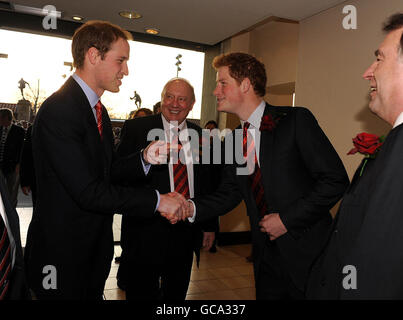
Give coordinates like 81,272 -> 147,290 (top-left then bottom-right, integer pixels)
16,206 -> 255,300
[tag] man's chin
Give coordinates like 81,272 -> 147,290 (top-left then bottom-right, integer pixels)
107,87 -> 120,93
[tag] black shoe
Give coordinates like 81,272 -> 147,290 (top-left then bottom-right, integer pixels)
209,246 -> 217,253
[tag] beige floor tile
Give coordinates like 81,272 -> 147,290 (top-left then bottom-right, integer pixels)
104,289 -> 126,300
198,289 -> 242,300
193,279 -> 230,293
233,264 -> 254,276
187,282 -> 204,295
104,277 -> 118,290
108,266 -> 119,277
224,244 -> 252,257
233,287 -> 256,300
218,276 -> 253,290
242,273 -> 255,283
208,267 -> 240,279
190,269 -> 217,281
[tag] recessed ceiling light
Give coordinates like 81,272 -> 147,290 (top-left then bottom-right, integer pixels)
144,27 -> 159,35
72,15 -> 83,21
119,11 -> 142,19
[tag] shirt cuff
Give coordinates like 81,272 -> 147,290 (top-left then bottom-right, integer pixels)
154,190 -> 160,213
140,150 -> 152,175
187,199 -> 196,223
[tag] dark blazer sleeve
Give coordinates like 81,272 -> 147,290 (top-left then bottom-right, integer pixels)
193,151 -> 243,224
279,108 -> 349,237
35,96 -> 157,217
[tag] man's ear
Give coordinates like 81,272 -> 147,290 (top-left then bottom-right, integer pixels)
87,47 -> 100,66
240,78 -> 251,93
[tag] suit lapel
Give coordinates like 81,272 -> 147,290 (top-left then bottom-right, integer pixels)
259,104 -> 275,201
101,104 -> 113,164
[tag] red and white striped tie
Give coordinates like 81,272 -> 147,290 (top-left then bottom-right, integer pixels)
0,214 -> 11,300
173,130 -> 190,199
243,122 -> 267,217
95,101 -> 103,139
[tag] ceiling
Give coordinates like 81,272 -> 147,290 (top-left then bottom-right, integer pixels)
4,0 -> 348,45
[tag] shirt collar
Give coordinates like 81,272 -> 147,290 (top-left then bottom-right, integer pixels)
241,100 -> 266,129
393,112 -> 403,128
72,73 -> 100,108
161,114 -> 188,141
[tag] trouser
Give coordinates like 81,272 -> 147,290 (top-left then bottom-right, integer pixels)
4,170 -> 19,208
255,245 -> 305,300
125,250 -> 194,301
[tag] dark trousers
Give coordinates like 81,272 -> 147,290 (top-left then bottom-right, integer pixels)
4,170 -> 19,208
125,250 -> 194,301
255,245 -> 304,300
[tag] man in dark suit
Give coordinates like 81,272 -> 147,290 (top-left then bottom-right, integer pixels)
189,52 -> 349,299
117,78 -> 217,300
0,109 -> 25,208
24,21 -> 187,300
308,13 -> 403,299
0,172 -> 30,300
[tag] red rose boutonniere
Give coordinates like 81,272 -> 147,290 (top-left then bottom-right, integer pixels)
259,110 -> 287,132
347,132 -> 384,176
260,114 -> 276,131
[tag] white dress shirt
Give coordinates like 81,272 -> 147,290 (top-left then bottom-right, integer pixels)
161,115 -> 195,198
393,112 -> 403,128
240,100 -> 266,166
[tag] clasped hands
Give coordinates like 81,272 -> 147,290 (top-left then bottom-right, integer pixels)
158,192 -> 194,224
258,213 -> 287,241
143,140 -> 194,224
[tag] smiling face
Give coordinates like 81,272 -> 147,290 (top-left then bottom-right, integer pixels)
161,79 -> 195,124
213,66 -> 244,116
93,37 -> 130,95
362,28 -> 403,124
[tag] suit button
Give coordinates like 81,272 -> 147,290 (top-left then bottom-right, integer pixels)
334,229 -> 338,233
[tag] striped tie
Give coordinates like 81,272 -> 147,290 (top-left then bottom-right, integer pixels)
173,130 -> 190,199
243,122 -> 267,217
95,101 -> 103,138
0,214 -> 11,300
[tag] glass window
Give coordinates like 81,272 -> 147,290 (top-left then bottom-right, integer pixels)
0,29 -> 205,119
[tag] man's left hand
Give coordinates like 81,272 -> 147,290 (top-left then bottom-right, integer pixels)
202,232 -> 215,250
258,213 -> 287,241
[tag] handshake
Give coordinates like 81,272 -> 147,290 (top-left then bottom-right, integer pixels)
157,192 -> 195,224
142,140 -> 195,224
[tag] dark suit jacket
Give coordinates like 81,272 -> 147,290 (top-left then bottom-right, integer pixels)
25,77 -> 159,299
0,172 -> 30,300
117,114 -> 217,266
194,104 -> 349,291
306,157 -> 375,299
0,124 -> 25,174
311,124 -> 403,299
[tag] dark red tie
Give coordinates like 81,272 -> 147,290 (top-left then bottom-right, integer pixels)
95,101 -> 103,138
173,130 -> 190,199
243,122 -> 267,217
0,214 -> 11,300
